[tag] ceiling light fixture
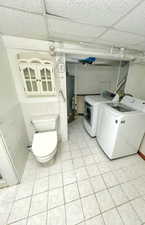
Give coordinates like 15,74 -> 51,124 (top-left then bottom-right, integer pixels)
110,46 -> 114,54
49,44 -> 55,56
120,47 -> 125,57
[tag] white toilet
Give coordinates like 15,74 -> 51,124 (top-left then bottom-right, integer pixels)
31,115 -> 58,163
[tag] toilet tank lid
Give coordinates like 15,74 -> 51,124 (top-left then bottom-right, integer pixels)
32,114 -> 58,124
32,131 -> 57,157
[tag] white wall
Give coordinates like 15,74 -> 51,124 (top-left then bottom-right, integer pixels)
0,36 -> 28,184
67,62 -> 120,94
3,35 -> 68,143
125,62 -> 145,156
125,63 -> 145,99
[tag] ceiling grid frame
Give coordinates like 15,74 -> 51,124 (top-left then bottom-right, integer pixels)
41,0 -> 50,40
0,0 -> 145,52
114,0 -> 145,37
111,0 -> 145,27
95,0 -> 145,47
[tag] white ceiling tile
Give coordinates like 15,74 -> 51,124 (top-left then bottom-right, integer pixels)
115,1 -> 145,36
92,39 -> 114,46
98,30 -> 145,47
0,0 -> 43,13
49,32 -> 94,43
129,43 -> 145,51
45,0 -> 142,26
47,16 -> 106,41
0,7 -> 48,40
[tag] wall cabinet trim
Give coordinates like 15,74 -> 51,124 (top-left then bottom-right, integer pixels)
18,58 -> 56,96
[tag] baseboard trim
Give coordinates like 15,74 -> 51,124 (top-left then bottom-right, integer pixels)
138,151 -> 145,160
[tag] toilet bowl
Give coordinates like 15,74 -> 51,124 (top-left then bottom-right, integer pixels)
32,131 -> 57,163
31,114 -> 58,164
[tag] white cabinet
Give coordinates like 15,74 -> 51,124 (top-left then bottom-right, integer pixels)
19,59 -> 56,96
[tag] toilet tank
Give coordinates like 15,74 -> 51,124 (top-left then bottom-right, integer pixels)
31,114 -> 58,132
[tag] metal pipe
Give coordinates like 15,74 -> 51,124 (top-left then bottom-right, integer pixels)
59,89 -> 65,102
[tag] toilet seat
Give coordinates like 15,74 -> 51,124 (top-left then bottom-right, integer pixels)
32,131 -> 57,157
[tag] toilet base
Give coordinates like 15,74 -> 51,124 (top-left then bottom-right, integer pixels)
47,157 -> 55,166
34,147 -> 57,164
40,157 -> 56,166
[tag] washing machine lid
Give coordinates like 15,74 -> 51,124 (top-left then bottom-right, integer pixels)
85,95 -> 110,105
107,103 -> 135,112
32,131 -> 57,157
121,96 -> 145,112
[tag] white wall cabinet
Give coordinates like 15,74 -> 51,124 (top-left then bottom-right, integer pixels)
19,59 -> 56,96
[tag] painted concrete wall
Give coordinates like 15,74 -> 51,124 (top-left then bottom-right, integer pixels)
125,63 -> 145,99
67,62 -> 120,94
0,36 -> 28,183
125,62 -> 145,156
3,35 -> 68,143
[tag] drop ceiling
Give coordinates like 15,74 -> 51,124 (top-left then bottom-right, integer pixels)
0,0 -> 145,51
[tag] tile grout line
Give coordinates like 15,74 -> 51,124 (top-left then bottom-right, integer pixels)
61,164 -> 67,225
45,169 -> 50,225
6,183 -> 24,225
73,160 -> 86,224
7,162 -> 145,224
25,176 -> 36,225
5,119 -> 145,225
85,162 -> 106,224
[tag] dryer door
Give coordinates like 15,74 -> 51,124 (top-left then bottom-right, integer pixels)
97,106 -> 119,159
84,101 -> 92,125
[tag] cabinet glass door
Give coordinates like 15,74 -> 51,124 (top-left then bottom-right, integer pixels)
39,65 -> 55,95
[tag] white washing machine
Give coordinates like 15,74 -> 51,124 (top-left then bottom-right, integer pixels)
96,96 -> 145,159
83,91 -> 117,137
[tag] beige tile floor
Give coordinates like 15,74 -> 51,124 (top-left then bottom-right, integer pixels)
1,117 -> 145,225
